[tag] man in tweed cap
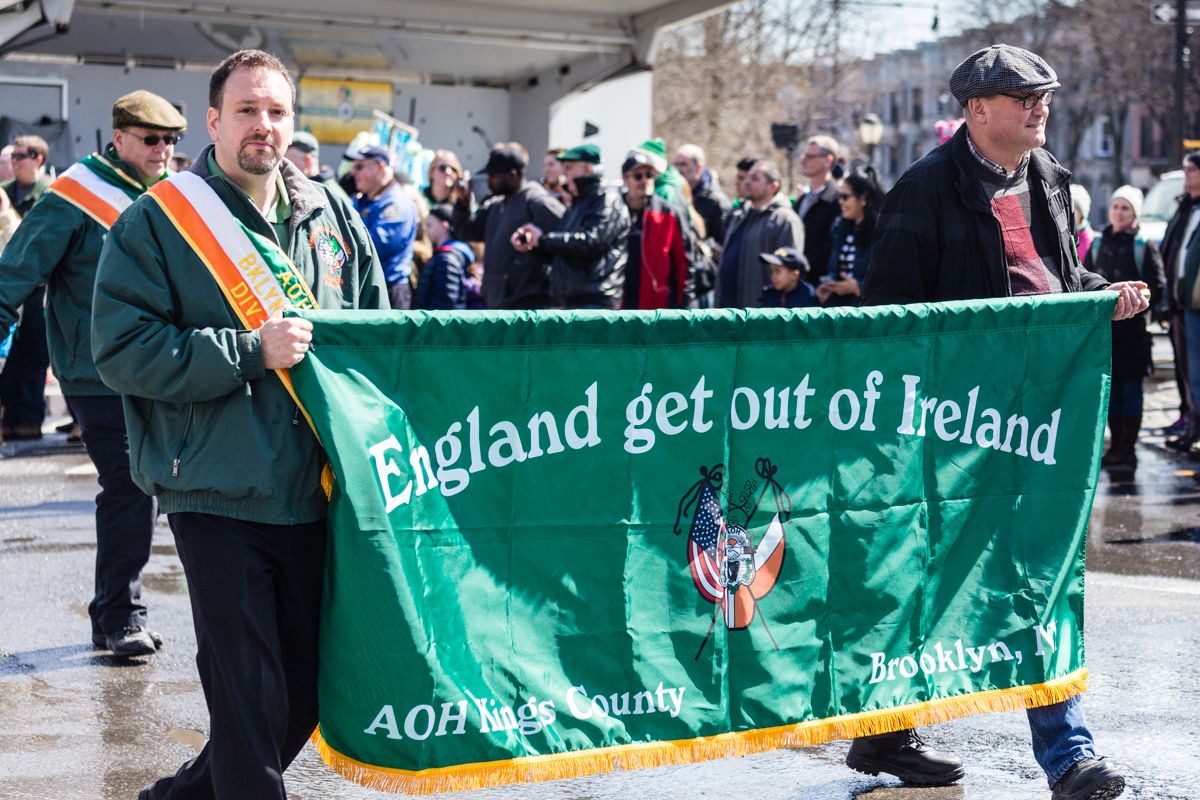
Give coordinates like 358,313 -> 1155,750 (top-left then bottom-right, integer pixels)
0,90 -> 185,657
854,44 -> 1141,800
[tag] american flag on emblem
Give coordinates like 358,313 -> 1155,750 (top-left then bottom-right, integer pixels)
687,482 -> 725,603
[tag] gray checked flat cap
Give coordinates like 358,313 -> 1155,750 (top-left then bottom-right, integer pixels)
949,44 -> 1060,105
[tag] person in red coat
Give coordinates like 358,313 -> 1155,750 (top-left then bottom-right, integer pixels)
620,151 -> 693,309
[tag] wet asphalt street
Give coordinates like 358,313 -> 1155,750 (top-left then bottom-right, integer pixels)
2,366 -> 1199,800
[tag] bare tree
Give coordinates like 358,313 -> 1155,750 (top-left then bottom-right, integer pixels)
653,0 -> 840,190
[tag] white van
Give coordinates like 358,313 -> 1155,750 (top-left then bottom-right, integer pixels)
1140,170 -> 1184,244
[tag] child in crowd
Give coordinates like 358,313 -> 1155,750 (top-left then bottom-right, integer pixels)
759,247 -> 816,308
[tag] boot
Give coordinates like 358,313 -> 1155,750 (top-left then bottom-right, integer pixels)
845,728 -> 965,786
1100,415 -> 1124,467
1166,413 -> 1197,451
1121,414 -> 1141,469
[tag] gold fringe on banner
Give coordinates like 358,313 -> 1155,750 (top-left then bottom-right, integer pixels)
311,668 -> 1088,795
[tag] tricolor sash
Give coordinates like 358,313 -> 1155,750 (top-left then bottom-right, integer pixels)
47,154 -> 144,229
146,171 -> 330,490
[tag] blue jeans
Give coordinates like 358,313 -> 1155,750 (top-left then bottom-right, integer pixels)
1027,695 -> 1096,787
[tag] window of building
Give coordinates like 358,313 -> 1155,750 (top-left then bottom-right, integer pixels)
911,88 -> 923,124
1095,116 -> 1114,159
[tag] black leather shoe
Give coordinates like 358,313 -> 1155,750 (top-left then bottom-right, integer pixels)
1051,757 -> 1125,800
94,628 -> 163,650
845,728 -> 965,786
103,627 -> 158,657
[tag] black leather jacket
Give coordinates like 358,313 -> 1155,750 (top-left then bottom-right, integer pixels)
541,174 -> 631,309
862,126 -> 1109,306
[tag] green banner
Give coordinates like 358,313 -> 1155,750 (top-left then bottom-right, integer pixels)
289,295 -> 1113,794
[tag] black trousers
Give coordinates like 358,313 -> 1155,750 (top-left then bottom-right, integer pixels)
67,395 -> 158,637
0,286 -> 48,430
148,512 -> 326,800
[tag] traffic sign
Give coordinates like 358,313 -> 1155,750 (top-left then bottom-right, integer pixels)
1152,2 -> 1200,24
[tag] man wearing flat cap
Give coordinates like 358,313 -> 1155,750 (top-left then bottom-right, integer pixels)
856,43 -> 1138,800
458,141 -> 564,309
512,143 -> 630,309
286,129 -> 351,206
0,89 -> 187,658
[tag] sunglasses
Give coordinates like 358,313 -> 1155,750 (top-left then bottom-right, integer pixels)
838,193 -> 856,200
435,163 -> 459,175
627,171 -> 655,181
10,151 -> 39,161
124,131 -> 183,146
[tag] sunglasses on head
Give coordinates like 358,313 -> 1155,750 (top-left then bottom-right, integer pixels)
124,131 -> 182,147
10,151 -> 39,161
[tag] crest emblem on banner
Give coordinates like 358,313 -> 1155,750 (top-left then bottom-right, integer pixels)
675,459 -> 789,658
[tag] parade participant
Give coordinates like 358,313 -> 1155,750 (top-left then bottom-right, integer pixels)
716,160 -> 804,308
91,49 -> 387,799
816,166 -> 885,307
1161,152 -> 1200,451
619,149 -> 691,309
674,143 -> 732,246
858,43 -> 1145,800
413,203 -> 481,310
4,135 -> 51,215
793,135 -> 842,284
459,141 -> 564,309
0,91 -> 185,656
0,134 -> 53,440
349,144 -> 419,309
1084,185 -> 1164,472
286,130 -> 351,206
512,143 -> 630,310
758,246 -> 815,307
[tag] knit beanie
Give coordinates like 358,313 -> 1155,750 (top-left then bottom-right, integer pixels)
1069,183 -> 1091,220
628,138 -> 668,174
1110,184 -> 1143,218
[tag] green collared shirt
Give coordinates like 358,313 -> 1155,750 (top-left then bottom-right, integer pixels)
206,149 -> 292,250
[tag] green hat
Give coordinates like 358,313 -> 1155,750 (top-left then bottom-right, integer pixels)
558,143 -> 601,165
111,90 -> 187,131
628,138 -> 667,174
290,130 -> 320,160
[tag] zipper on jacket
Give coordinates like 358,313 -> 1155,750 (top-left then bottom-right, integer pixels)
292,406 -> 301,427
171,404 -> 196,477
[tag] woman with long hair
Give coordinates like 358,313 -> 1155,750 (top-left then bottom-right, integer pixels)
423,149 -> 475,241
816,166 -> 885,307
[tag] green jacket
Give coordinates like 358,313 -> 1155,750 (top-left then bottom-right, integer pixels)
0,147 -> 148,396
92,144 -> 388,524
3,173 -> 51,216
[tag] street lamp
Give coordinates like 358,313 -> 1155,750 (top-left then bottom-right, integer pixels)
858,113 -> 884,167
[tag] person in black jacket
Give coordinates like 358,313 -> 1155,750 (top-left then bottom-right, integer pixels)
857,45 -> 1146,800
1158,151 -> 1200,450
673,143 -> 731,246
458,142 -> 564,309
413,204 -> 481,310
816,166 -> 885,307
1083,186 -> 1165,470
512,143 -> 630,310
793,135 -> 842,286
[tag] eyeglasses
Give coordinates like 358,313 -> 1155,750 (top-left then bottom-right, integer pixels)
124,131 -> 183,146
9,151 -> 39,161
627,171 -> 655,182
1001,90 -> 1054,110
